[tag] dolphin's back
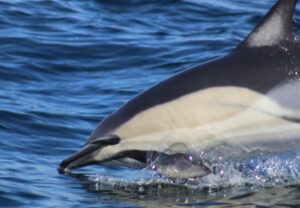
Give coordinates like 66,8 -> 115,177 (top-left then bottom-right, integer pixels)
89,44 -> 300,141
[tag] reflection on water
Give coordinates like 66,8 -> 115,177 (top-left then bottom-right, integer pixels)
69,170 -> 300,207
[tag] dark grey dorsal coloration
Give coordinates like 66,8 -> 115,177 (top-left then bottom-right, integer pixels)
59,0 -> 300,179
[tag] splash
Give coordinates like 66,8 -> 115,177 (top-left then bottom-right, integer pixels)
146,143 -> 211,179
84,145 -> 300,195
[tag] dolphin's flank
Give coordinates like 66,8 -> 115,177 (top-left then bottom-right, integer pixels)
59,0 -> 300,179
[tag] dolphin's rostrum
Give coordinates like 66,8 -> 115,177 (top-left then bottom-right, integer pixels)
59,0 -> 300,179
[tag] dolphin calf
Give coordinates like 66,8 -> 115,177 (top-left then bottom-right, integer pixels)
59,0 -> 300,178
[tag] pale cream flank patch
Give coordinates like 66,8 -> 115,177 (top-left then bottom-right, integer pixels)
95,86 -> 300,161
115,86 -> 289,139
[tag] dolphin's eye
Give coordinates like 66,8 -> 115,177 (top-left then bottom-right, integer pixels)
90,135 -> 120,145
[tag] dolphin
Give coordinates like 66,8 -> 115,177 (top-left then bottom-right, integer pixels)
59,0 -> 300,179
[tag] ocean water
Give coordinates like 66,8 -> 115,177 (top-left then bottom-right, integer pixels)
2,0 -> 300,207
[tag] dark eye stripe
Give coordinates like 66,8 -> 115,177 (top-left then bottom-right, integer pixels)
90,134 -> 120,145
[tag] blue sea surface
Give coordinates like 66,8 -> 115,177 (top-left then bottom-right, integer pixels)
2,0 -> 300,207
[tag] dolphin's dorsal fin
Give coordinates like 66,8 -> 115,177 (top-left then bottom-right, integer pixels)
239,0 -> 298,48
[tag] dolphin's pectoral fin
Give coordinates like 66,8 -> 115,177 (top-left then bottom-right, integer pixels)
239,0 -> 297,48
58,135 -> 120,174
148,153 -> 211,179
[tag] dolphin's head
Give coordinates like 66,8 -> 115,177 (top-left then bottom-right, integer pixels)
58,113 -> 151,173
58,133 -> 154,175
58,114 -> 211,179
58,135 -> 119,173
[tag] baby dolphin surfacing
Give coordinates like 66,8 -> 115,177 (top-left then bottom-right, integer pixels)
59,0 -> 300,179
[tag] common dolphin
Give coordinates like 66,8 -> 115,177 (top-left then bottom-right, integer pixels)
59,0 -> 300,178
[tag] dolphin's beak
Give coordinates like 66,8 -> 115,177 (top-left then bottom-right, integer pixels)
58,135 -> 120,174
58,144 -> 100,174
